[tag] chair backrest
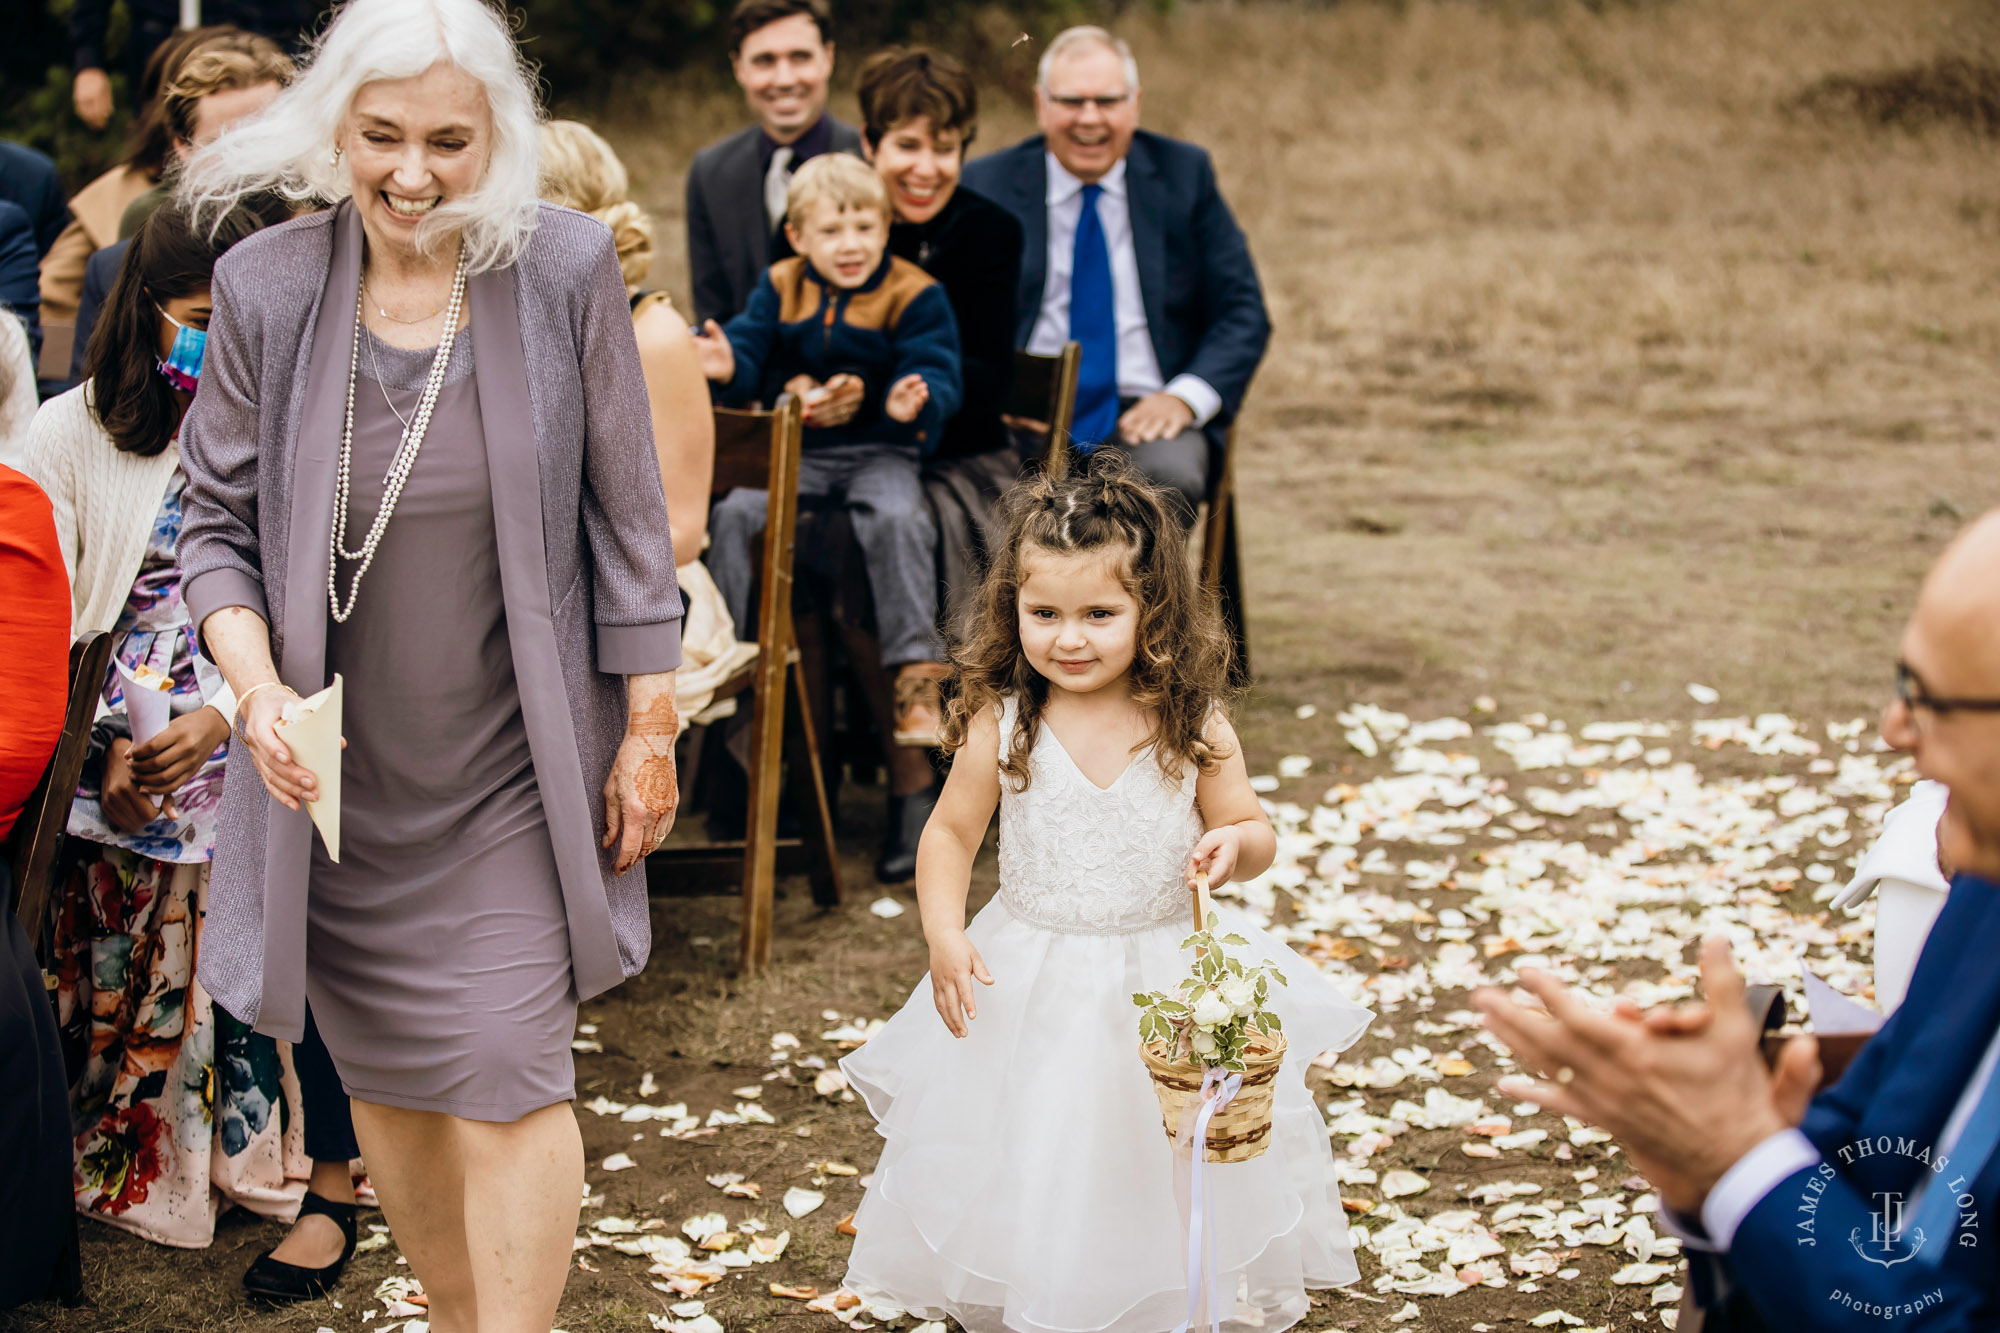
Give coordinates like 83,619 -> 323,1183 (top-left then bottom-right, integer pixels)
711,397 -> 806,655
8,631 -> 114,954
1006,345 -> 1081,479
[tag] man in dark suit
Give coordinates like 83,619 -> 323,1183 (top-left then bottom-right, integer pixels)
962,25 -> 1269,522
1478,510 -> 2000,1332
685,0 -> 863,326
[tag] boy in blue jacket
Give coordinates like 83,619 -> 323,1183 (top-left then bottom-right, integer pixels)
695,152 -> 962,754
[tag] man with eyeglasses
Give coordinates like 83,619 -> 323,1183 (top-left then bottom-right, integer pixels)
964,25 -> 1270,525
1476,510 -> 2000,1333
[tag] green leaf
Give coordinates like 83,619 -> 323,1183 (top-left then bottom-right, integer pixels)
1265,1012 -> 1283,1032
1157,999 -> 1189,1016
1179,933 -> 1202,951
1133,992 -> 1154,1007
1222,933 -> 1250,947
1270,968 -> 1289,988
1204,911 -> 1220,931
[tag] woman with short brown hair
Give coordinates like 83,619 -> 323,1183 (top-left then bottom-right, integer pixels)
846,45 -> 1027,880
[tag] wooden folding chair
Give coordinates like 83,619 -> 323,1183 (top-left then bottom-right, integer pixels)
11,632 -> 113,953
1006,344 -> 1081,476
1202,423 -> 1251,688
5,629 -> 111,1309
647,396 -> 842,974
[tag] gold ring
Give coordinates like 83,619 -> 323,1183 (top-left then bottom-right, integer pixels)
1555,1066 -> 1575,1085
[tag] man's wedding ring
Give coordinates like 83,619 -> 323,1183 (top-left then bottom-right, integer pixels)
1555,1066 -> 1576,1085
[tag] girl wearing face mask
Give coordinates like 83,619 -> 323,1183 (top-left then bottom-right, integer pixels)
19,193 -> 305,1249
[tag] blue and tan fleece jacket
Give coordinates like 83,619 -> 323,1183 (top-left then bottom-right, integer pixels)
716,252 -> 962,453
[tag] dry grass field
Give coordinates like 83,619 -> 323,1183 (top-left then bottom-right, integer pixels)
9,0 -> 2000,1330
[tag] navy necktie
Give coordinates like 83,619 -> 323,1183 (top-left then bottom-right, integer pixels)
1068,183 -> 1118,449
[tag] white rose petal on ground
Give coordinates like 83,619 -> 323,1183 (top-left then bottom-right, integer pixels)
869,897 -> 905,918
1380,1170 -> 1430,1198
599,1153 -> 637,1172
783,1187 -> 825,1218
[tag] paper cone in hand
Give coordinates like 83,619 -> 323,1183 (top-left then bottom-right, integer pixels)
117,660 -> 176,748
275,675 -> 342,862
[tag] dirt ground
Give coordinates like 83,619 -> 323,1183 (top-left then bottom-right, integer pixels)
9,0 -> 2000,1330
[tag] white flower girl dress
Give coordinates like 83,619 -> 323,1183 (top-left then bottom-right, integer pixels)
842,699 -> 1374,1333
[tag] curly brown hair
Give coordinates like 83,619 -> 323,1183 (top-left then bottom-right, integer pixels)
943,455 -> 1237,790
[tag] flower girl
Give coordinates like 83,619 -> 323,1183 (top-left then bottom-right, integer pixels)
841,461 -> 1373,1333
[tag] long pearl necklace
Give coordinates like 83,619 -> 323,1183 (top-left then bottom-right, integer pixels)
328,250 -> 469,623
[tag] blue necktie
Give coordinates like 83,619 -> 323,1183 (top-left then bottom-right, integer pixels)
1911,1049 -> 2000,1266
1068,183 -> 1118,449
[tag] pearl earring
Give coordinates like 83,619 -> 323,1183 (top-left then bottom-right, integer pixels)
330,145 -> 343,166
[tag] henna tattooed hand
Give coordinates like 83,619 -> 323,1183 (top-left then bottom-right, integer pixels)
604,677 -> 680,874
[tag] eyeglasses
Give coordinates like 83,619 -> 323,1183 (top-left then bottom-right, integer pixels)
1895,659 -> 2000,715
1044,93 -> 1132,113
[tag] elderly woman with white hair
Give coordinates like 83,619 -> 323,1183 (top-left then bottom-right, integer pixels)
174,0 -> 682,1323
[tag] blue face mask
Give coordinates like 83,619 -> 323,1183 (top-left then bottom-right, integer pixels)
156,305 -> 205,393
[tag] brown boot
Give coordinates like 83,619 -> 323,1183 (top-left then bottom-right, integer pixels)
892,662 -> 949,748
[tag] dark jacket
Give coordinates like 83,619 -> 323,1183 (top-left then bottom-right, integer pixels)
684,117 -> 864,326
69,238 -> 127,388
718,252 -> 961,455
890,185 -> 1021,461
0,203 -> 39,365
962,130 -> 1271,444
1681,874 -> 2000,1332
0,142 -> 68,259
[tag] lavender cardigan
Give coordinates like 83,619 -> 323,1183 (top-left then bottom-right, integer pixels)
178,201 -> 682,1042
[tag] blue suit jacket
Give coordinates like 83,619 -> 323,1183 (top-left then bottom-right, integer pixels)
1695,874 -> 2000,1330
962,131 -> 1271,442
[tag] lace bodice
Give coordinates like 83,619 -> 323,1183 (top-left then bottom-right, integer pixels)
995,698 -> 1206,934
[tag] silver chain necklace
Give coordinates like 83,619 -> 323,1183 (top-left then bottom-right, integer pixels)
328,249 -> 469,623
362,325 -> 414,434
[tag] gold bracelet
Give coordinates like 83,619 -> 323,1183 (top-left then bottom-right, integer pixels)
230,681 -> 293,744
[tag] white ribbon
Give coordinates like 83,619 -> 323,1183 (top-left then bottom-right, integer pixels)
1174,1068 -> 1244,1333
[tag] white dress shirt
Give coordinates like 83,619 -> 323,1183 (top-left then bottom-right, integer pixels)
1672,1018 -> 2000,1251
1025,153 -> 1222,428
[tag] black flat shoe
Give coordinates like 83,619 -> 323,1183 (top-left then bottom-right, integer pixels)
876,781 -> 941,883
242,1191 -> 358,1304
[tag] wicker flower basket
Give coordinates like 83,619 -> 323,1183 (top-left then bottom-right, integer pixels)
1140,1031 -> 1288,1164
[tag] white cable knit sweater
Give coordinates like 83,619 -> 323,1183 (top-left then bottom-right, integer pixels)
21,383 -> 236,720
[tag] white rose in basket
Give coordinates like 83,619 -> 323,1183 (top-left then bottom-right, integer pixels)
1191,991 -> 1233,1029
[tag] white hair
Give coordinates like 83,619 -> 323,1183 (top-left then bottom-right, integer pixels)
179,0 -> 543,274
1036,26 -> 1140,93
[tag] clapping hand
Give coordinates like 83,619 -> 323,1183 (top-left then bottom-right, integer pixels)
803,373 -> 864,426
692,320 -> 736,383
1473,937 -> 1822,1215
884,373 -> 930,424
928,929 -> 994,1038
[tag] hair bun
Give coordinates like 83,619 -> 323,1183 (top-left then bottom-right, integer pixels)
595,199 -> 655,289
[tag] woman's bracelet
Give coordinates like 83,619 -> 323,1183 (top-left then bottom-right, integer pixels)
231,681 -> 293,744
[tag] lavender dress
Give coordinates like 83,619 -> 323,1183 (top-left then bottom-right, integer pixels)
305,327 -> 575,1122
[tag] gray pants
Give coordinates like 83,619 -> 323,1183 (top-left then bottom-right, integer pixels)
1088,423 -> 1208,528
710,441 -> 944,667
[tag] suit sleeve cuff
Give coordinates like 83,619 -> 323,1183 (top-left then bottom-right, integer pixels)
1164,374 -> 1223,429
184,568 -> 269,657
1700,1128 -> 1821,1251
1653,1202 -> 1719,1253
596,619 -> 684,675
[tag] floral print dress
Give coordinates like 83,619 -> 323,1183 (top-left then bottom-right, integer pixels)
52,467 -> 309,1247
